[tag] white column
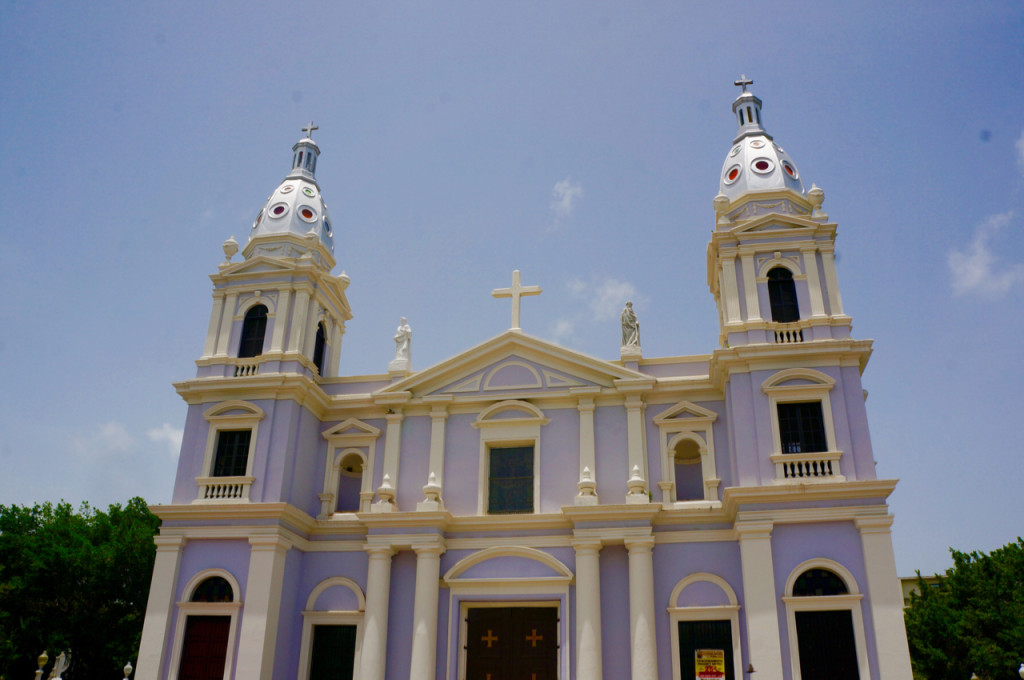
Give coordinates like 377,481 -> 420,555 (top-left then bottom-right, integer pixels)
286,288 -> 311,353
214,292 -> 238,357
377,411 -> 404,508
740,253 -> 762,321
856,516 -> 914,679
135,535 -> 186,680
801,247 -> 827,317
720,253 -> 742,324
202,296 -> 225,358
573,539 -> 604,680
624,536 -> 659,680
625,396 -> 648,501
359,545 -> 396,680
328,322 -> 345,377
235,535 -> 292,680
736,522 -> 784,679
820,247 -> 845,315
408,542 -> 446,680
427,402 -> 449,490
269,288 -> 291,352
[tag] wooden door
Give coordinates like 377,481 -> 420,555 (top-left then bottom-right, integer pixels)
466,607 -> 557,680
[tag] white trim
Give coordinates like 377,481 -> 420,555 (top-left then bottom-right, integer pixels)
757,255 -> 803,278
444,545 -> 574,582
195,401 -> 265,503
654,401 -> 721,503
474,401 -> 548,515
296,577 -> 366,680
783,559 -> 870,680
167,569 -> 242,680
761,369 -> 844,482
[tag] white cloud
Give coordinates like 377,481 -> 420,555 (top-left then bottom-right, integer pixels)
148,423 -> 184,458
72,421 -> 137,461
550,318 -> 575,345
550,177 -> 583,220
1016,129 -> 1024,173
948,211 -> 1024,297
568,276 -> 641,321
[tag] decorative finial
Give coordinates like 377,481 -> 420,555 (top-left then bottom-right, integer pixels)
301,121 -> 318,139
123,661 -> 134,679
734,74 -> 753,93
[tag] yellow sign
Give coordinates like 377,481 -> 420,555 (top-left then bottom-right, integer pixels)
695,649 -> 726,680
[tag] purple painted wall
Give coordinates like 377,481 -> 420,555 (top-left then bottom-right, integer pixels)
772,522 -> 878,680
593,405 -> 628,501
272,547 -> 305,680
442,414 -> 480,515
539,408 -> 578,511
396,415 -> 431,512
384,550 -> 416,680
598,545 -> 632,680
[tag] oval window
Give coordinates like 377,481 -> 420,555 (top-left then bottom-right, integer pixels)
724,165 -> 742,184
269,203 -> 288,218
751,158 -> 774,174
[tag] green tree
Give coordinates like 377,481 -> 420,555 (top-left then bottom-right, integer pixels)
0,498 -> 160,680
905,538 -> 1024,680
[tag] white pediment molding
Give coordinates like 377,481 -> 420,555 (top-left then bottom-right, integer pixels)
653,400 -> 719,426
322,417 -> 382,444
376,330 -> 647,398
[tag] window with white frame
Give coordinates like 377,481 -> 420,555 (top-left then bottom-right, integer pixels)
195,401 -> 264,502
653,401 -> 721,504
297,577 -> 365,680
783,560 -> 869,680
169,570 -> 242,680
319,419 -> 381,518
762,369 -> 844,482
473,401 -> 548,515
667,573 -> 743,680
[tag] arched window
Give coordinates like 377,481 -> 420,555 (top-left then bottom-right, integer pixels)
191,576 -> 234,602
336,452 -> 363,513
787,566 -> 865,680
673,438 -> 704,501
238,305 -> 268,358
767,267 -> 800,323
312,322 -> 327,376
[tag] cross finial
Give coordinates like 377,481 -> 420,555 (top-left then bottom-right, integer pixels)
734,74 -> 753,93
301,121 -> 318,139
491,270 -> 542,331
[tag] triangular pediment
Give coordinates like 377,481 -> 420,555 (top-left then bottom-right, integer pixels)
731,212 -> 822,236
220,255 -> 299,277
653,400 -> 718,425
377,330 -> 648,399
322,418 -> 381,441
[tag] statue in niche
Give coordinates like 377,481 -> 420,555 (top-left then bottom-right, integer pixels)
621,301 -> 640,349
393,317 -> 412,361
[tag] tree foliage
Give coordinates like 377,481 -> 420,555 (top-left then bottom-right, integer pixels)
905,538 -> 1024,680
0,498 -> 160,680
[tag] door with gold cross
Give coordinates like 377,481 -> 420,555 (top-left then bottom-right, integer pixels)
466,607 -> 558,680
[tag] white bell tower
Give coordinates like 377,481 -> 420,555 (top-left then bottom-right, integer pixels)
194,125 -> 352,380
707,77 -> 852,349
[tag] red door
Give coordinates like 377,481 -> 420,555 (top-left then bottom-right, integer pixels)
178,615 -> 231,680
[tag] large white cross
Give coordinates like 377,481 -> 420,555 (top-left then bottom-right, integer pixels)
491,270 -> 542,331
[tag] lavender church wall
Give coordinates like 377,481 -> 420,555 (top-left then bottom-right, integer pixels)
594,405 -> 628,501
442,413 -> 480,515
598,545 -> 632,679
384,550 -> 417,680
841,365 -> 876,480
272,547 -> 305,680
282,405 -> 327,516
540,408 -> 578,511
396,415 -> 431,512
171,404 -> 210,503
771,522 -> 878,680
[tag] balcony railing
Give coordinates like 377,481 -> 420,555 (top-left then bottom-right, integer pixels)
770,451 -> 844,482
768,321 -> 807,344
233,358 -> 260,377
194,476 -> 254,502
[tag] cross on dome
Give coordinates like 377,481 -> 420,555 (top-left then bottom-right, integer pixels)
734,74 -> 753,93
301,121 -> 319,139
491,270 -> 542,331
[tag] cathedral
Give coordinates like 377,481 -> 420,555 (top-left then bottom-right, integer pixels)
136,80 -> 914,680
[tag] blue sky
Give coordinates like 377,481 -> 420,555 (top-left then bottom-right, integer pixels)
1,1 -> 1022,575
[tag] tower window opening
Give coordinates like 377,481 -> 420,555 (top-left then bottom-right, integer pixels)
755,108 -> 760,124
305,153 -> 312,169
238,304 -> 268,358
777,402 -> 827,454
313,322 -> 327,376
311,156 -> 316,173
747,106 -> 753,124
739,109 -> 745,125
767,267 -> 800,323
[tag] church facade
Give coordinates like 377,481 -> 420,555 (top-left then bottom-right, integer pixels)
137,83 -> 913,680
